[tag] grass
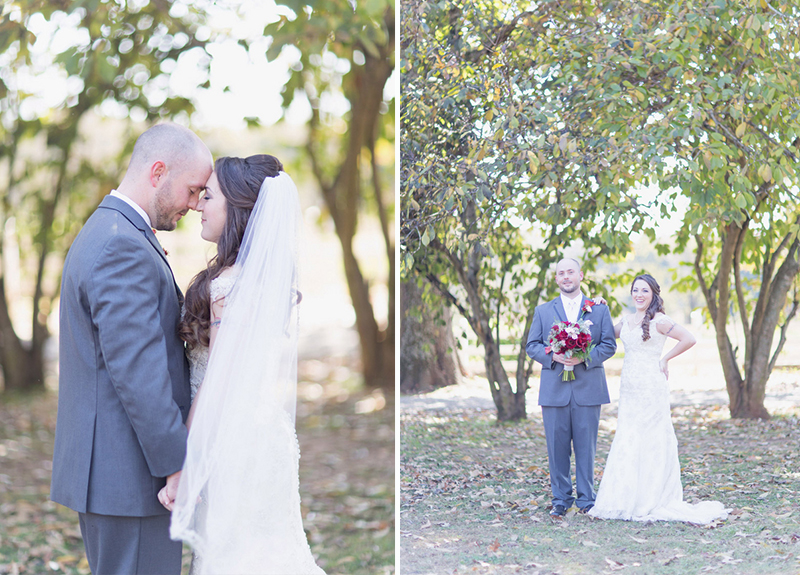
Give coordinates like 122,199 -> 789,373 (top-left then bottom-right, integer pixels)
0,360 -> 394,575
400,404 -> 800,575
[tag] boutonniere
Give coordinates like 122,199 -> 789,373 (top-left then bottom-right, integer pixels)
152,228 -> 169,256
579,299 -> 595,320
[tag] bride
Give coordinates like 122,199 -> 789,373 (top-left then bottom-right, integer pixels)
158,154 -> 325,574
589,274 -> 728,524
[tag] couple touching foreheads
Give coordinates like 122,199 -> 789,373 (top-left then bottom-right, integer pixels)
51,124 -> 325,574
526,257 -> 728,524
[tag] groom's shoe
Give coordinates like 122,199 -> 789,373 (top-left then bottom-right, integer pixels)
579,504 -> 594,514
549,504 -> 567,519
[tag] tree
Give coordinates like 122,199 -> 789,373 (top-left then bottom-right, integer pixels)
400,278 -> 462,394
519,0 -> 800,419
264,0 -> 396,391
400,0 -> 642,421
0,0 -> 211,391
404,0 -> 800,420
656,2 -> 800,419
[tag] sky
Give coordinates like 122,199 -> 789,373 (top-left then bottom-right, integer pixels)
5,0 -> 357,130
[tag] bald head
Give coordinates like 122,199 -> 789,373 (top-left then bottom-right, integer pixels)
117,123 -> 213,231
127,123 -> 210,178
556,258 -> 582,273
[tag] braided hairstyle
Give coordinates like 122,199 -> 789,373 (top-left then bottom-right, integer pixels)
179,154 -> 284,350
632,274 -> 665,341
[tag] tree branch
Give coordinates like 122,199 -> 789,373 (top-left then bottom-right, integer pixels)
368,136 -> 393,268
753,215 -> 800,338
744,118 -> 798,162
305,112 -> 335,206
694,234 -> 717,322
464,10 -> 536,62
705,109 -> 753,156
769,293 -> 799,375
424,272 -> 475,333
732,218 -> 750,369
716,224 -> 742,329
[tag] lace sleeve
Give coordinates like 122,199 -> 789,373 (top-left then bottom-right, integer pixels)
210,276 -> 237,303
654,314 -> 676,334
209,276 -> 237,327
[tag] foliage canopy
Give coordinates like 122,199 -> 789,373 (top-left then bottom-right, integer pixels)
401,0 -> 800,419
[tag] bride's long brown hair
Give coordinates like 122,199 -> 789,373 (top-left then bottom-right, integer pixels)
179,154 -> 284,350
632,274 -> 665,342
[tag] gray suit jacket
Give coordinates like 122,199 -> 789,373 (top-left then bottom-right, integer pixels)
526,295 -> 616,407
51,195 -> 191,517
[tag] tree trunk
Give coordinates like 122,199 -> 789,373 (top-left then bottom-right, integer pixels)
483,338 -> 526,421
0,278 -> 46,392
307,22 -> 394,391
340,237 -> 393,390
400,279 -> 462,394
698,230 -> 800,420
425,235 -> 528,421
734,239 -> 800,419
464,263 -> 526,420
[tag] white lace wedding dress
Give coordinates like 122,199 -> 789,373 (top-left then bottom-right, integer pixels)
186,277 -> 237,402
183,275 -> 324,575
589,314 -> 728,524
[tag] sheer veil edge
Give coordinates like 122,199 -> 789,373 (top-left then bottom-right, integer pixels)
171,172 -> 325,574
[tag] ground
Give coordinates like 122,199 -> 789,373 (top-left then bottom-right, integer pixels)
400,364 -> 800,575
0,356 -> 393,575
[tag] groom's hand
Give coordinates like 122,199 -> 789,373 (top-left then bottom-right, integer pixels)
553,354 -> 582,366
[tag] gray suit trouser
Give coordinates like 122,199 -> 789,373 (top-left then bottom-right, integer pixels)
541,396 -> 601,510
79,512 -> 181,575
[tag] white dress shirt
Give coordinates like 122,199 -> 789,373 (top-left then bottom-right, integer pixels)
560,292 -> 584,323
109,190 -> 152,228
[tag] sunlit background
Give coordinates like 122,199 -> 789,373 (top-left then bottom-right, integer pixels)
0,0 -> 395,572
2,0 -> 395,380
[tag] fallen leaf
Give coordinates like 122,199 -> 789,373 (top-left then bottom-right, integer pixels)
663,554 -> 685,566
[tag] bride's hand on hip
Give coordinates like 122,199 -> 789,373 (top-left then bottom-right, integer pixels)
659,358 -> 669,379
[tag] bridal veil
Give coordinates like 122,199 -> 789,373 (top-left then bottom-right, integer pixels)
170,172 -> 325,574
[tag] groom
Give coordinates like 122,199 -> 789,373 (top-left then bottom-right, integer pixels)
526,257 -> 616,518
51,124 -> 213,574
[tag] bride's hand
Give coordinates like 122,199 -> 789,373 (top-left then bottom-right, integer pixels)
592,296 -> 607,306
157,486 -> 172,510
659,358 -> 669,380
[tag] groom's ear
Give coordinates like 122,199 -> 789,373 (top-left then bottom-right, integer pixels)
149,161 -> 167,187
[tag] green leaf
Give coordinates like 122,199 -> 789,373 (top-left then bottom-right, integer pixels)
421,228 -> 431,246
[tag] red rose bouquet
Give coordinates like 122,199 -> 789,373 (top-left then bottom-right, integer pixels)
545,320 -> 595,381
